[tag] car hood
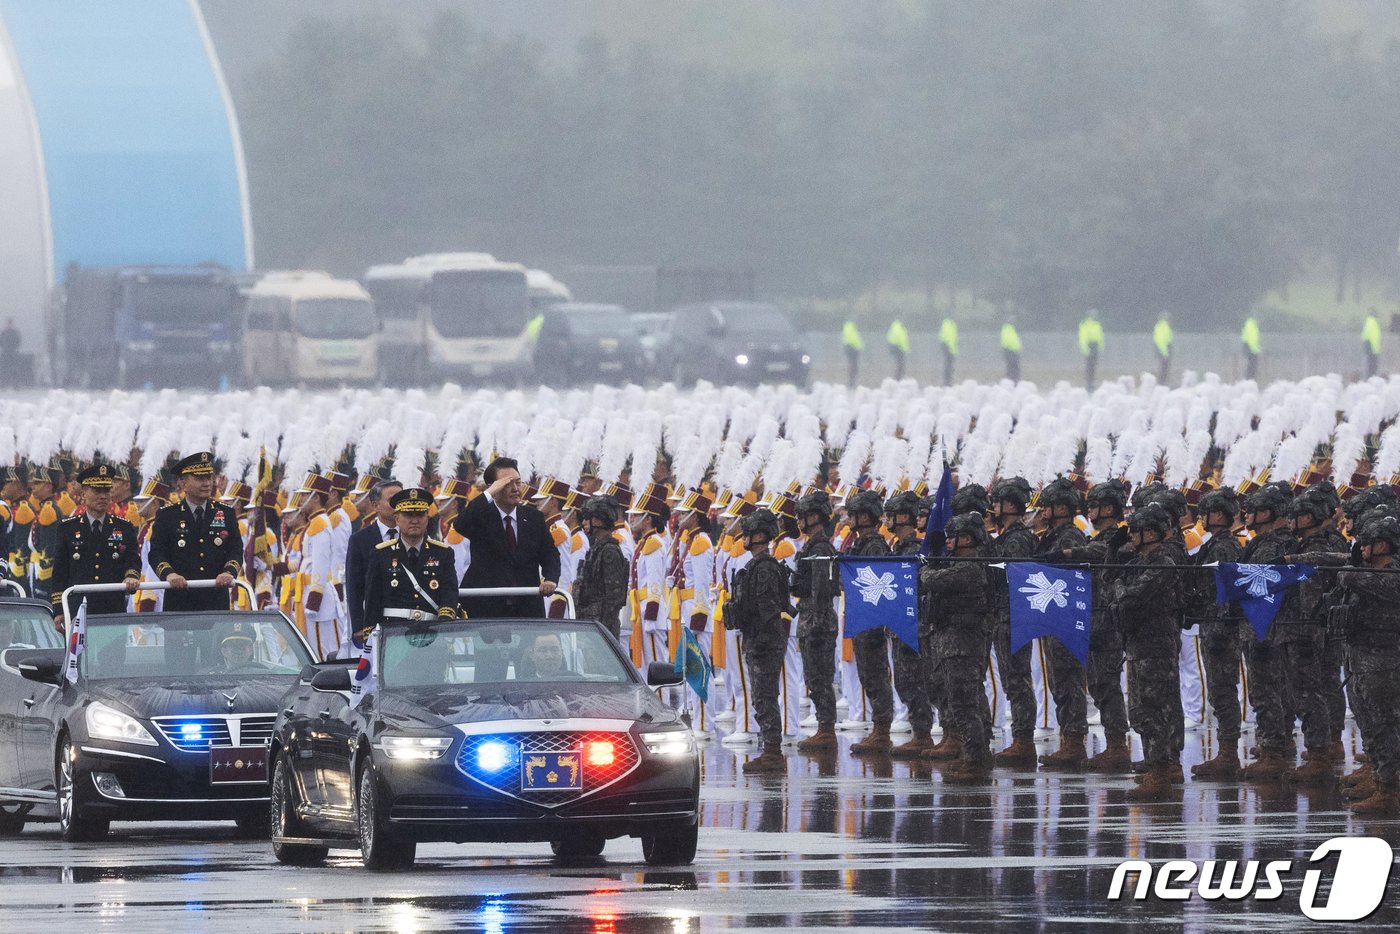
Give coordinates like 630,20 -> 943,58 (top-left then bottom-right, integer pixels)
377,682 -> 681,731
85,677 -> 295,718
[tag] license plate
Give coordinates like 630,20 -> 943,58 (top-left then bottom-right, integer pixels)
210,746 -> 268,785
765,362 -> 790,372
520,749 -> 582,792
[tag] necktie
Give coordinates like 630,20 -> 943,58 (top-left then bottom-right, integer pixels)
194,505 -> 204,524
504,514 -> 517,553
408,546 -> 418,561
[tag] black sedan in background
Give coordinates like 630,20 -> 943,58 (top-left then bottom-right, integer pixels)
0,608 -> 314,840
269,618 -> 699,870
658,301 -> 811,387
532,303 -> 646,385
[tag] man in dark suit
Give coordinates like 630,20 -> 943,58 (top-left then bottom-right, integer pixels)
51,464 -> 142,624
345,480 -> 402,637
147,452 -> 244,612
453,457 -> 560,619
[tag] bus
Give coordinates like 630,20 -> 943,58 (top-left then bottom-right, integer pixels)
362,253 -> 532,385
241,271 -> 379,386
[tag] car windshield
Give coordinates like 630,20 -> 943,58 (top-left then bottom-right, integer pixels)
564,309 -> 629,337
379,621 -> 635,689
428,268 -> 528,338
130,280 -> 234,324
0,605 -> 63,651
79,613 -> 313,680
295,297 -> 377,338
723,307 -> 793,335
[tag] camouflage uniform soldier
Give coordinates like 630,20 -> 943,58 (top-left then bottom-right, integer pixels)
573,496 -> 629,640
1062,480 -> 1131,770
1334,517 -> 1400,815
989,478 -> 1040,766
731,509 -> 792,774
1034,478 -> 1090,770
922,513 -> 995,782
792,492 -> 840,754
1189,489 -> 1249,779
844,490 -> 897,756
1111,504 -> 1183,801
886,491 -> 934,757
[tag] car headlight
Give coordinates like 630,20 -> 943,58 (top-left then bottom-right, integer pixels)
641,730 -> 696,757
801,354 -> 812,365
734,354 -> 749,366
86,702 -> 158,746
376,733 -> 454,760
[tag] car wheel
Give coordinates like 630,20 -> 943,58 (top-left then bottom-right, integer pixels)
56,738 -> 109,842
641,821 -> 698,866
550,830 -> 606,861
270,753 -> 328,866
356,761 -> 415,871
0,804 -> 26,836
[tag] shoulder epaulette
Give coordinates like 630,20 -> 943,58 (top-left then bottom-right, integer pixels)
375,539 -> 398,550
641,536 -> 665,556
688,534 -> 713,556
427,538 -> 449,548
307,513 -> 330,535
37,502 -> 60,525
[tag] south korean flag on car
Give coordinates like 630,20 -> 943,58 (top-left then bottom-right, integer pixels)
349,626 -> 378,709
65,598 -> 87,684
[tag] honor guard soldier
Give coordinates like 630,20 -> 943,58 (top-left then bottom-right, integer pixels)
51,464 -> 141,625
362,488 -> 458,632
147,452 -> 244,612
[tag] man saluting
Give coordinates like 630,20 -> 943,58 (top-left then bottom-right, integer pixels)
453,456 -> 560,619
147,452 -> 244,611
51,464 -> 141,626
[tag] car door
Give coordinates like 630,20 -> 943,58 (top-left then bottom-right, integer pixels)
0,650 -> 27,790
17,667 -> 66,794
282,678 -> 326,810
310,683 -> 355,817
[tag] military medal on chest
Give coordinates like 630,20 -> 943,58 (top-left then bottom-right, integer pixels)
391,556 -> 399,587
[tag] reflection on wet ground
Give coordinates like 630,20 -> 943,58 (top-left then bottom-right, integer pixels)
1,726 -> 1397,931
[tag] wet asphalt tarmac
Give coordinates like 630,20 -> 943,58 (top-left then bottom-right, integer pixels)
1,725 -> 1398,932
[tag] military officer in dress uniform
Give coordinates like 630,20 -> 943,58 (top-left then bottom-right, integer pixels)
361,488 -> 459,634
147,452 -> 244,612
50,464 -> 141,625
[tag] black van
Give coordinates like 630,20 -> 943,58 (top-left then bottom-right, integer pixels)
659,302 -> 810,387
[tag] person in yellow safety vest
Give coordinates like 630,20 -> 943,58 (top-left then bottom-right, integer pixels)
886,319 -> 911,381
1363,309 -> 1382,379
939,316 -> 958,385
841,320 -> 864,387
1078,311 -> 1105,389
1241,316 -> 1261,381
1153,313 -> 1174,384
1000,317 -> 1022,382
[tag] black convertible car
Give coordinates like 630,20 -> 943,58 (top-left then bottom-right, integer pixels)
269,617 -> 699,870
0,602 -> 315,840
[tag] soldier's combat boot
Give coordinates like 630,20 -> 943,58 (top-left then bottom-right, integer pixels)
1039,733 -> 1087,771
993,732 -> 1037,767
796,723 -> 837,754
742,747 -> 787,774
1344,777 -> 1377,801
849,722 -> 893,756
1350,780 -> 1400,816
1086,733 -> 1131,772
1191,749 -> 1241,780
923,729 -> 962,761
944,753 -> 994,784
890,731 -> 935,758
1291,751 -> 1337,785
1126,764 -> 1176,802
1241,749 -> 1290,781
1342,763 -> 1374,787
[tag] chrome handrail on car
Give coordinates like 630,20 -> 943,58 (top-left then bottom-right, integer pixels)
61,578 -> 260,630
0,579 -> 26,598
457,586 -> 575,620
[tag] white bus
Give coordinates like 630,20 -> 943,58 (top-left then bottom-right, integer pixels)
362,253 -> 533,384
242,271 -> 379,386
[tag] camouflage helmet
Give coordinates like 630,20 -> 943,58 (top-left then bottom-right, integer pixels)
740,507 -> 781,541
1307,480 -> 1341,517
884,490 -> 922,522
1126,502 -> 1172,539
1356,514 -> 1400,552
1197,488 -> 1239,522
1343,484 -> 1396,522
917,495 -> 934,518
1357,503 -> 1400,532
1289,488 -> 1332,526
1037,477 -> 1084,514
991,476 -> 1032,513
845,489 -> 885,523
950,482 -> 990,516
795,490 -> 833,523
579,494 -> 621,527
1244,484 -> 1292,522
1147,487 -> 1188,525
944,512 -> 990,549
1086,479 -> 1130,514
1130,480 -> 1167,510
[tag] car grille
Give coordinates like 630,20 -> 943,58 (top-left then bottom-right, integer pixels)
454,730 -> 640,808
152,715 -> 277,752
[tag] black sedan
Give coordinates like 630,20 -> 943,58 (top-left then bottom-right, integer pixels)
658,301 -> 811,387
0,606 -> 315,840
269,617 -> 699,870
532,303 -> 646,385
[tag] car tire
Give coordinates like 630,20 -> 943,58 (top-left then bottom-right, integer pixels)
0,804 -> 26,836
641,821 -> 698,866
356,761 -> 415,871
270,753 -> 328,866
550,830 -> 606,861
56,738 -> 109,842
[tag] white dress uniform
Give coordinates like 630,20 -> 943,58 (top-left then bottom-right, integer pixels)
301,509 -> 344,659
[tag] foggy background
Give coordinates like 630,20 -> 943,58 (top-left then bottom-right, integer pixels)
199,0 -> 1400,332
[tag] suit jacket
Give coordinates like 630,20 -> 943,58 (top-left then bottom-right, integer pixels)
346,521 -> 390,634
453,494 -> 560,618
147,499 -> 244,612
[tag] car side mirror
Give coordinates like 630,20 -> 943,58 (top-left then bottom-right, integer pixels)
646,662 -> 684,688
310,667 -> 353,692
18,655 -> 63,685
